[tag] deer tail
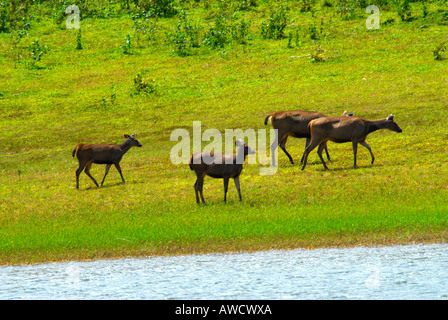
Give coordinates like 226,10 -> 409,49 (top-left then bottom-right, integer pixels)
189,154 -> 194,170
264,115 -> 272,126
72,145 -> 80,158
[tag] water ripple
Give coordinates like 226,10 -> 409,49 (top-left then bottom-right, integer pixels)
1,243 -> 448,300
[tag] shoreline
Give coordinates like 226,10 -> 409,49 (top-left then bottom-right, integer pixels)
2,235 -> 446,267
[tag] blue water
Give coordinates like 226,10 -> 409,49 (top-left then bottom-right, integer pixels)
1,243 -> 447,299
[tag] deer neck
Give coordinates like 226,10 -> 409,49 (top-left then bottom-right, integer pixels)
235,147 -> 248,164
119,139 -> 132,154
365,119 -> 387,134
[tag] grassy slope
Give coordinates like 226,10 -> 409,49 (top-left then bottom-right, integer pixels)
1,1 -> 448,265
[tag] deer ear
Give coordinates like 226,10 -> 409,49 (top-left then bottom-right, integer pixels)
124,134 -> 130,139
387,114 -> 394,121
235,139 -> 244,146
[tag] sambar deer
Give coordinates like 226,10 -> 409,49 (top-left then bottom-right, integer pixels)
264,110 -> 354,166
189,139 -> 255,204
72,134 -> 142,189
301,114 -> 402,170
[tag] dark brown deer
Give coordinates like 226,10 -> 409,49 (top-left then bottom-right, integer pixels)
301,114 -> 402,170
72,134 -> 142,189
264,110 -> 353,166
189,139 -> 255,204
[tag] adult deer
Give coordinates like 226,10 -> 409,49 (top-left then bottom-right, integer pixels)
264,110 -> 354,166
301,115 -> 402,170
189,139 -> 255,204
72,134 -> 142,189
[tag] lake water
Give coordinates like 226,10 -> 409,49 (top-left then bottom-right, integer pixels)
1,243 -> 447,300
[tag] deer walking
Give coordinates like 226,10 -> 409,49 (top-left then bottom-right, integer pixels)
72,134 -> 142,189
301,114 -> 402,170
264,110 -> 354,166
189,139 -> 255,204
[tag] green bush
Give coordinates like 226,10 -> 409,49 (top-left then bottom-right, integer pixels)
433,42 -> 446,60
261,2 -> 289,39
121,34 -> 132,54
169,10 -> 201,56
29,39 -> 49,69
203,14 -> 229,48
395,0 -> 413,22
231,18 -> 251,44
132,73 -> 156,95
76,29 -> 83,50
135,0 -> 177,17
132,11 -> 158,46
233,0 -> 257,11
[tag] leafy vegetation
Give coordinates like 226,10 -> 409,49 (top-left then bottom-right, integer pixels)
0,0 -> 447,265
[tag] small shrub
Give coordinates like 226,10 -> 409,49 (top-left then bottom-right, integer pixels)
121,34 -> 132,54
76,29 -> 83,50
261,2 -> 289,39
396,0 -> 413,22
0,2 -> 10,33
133,73 -> 156,95
322,0 -> 334,8
132,11 -> 158,46
29,39 -> 49,68
203,14 -> 229,48
295,28 -> 301,47
422,0 -> 428,18
311,47 -> 327,63
12,23 -> 30,68
234,0 -> 257,11
287,31 -> 293,48
433,42 -> 446,60
171,20 -> 189,55
231,18 -> 251,44
300,0 -> 315,12
309,24 -> 319,40
135,0 -> 177,17
169,10 -> 201,56
1,1 -> 31,32
336,0 -> 363,20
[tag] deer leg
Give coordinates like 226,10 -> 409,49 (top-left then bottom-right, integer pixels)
324,144 -> 331,162
84,161 -> 99,187
194,179 -> 200,204
101,164 -> 112,187
317,142 -> 329,170
360,141 -> 375,164
75,161 -> 88,189
270,130 -> 279,167
223,177 -> 229,203
300,137 -> 310,164
198,173 -> 206,204
301,138 -> 322,170
234,176 -> 242,201
114,162 -> 125,183
352,140 -> 359,168
279,135 -> 294,165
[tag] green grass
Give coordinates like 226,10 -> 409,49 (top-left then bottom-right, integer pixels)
1,0 -> 448,265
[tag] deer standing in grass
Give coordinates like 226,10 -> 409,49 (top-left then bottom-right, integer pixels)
189,139 -> 255,204
264,110 -> 354,166
72,134 -> 142,189
301,114 -> 402,170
